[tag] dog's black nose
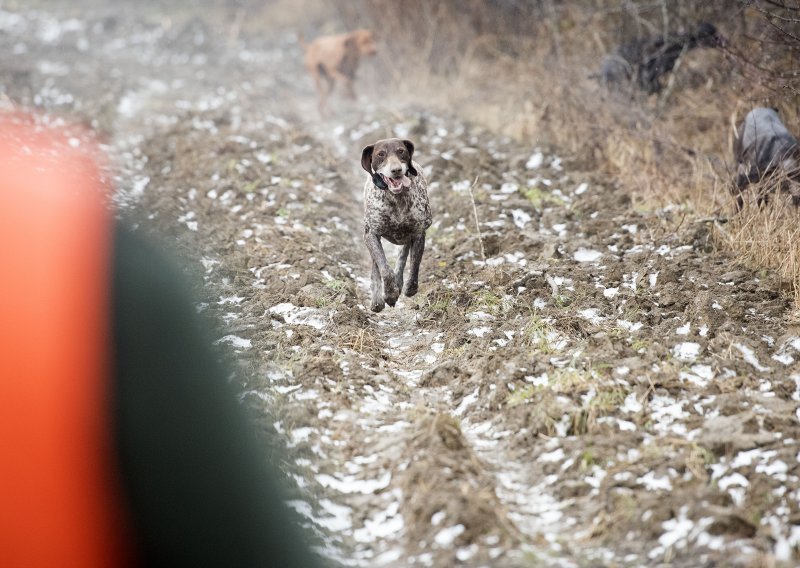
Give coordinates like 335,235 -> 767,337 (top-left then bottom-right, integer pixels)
390,166 -> 402,176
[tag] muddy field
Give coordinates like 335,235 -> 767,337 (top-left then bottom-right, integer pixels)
5,3 -> 800,566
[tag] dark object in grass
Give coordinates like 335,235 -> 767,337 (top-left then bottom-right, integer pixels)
600,22 -> 726,94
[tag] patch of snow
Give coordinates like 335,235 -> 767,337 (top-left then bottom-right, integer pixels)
717,472 -> 749,490
353,499 -> 404,543
526,152 -> 544,169
574,248 -> 603,263
456,544 -> 478,562
680,364 -> 714,387
539,448 -> 565,463
617,319 -> 643,332
454,387 -> 480,416
288,426 -> 314,446
511,209 -> 532,229
468,326 -> 493,338
467,311 -> 495,321
649,395 -> 689,435
673,342 -> 701,362
622,393 -> 642,414
637,471 -> 673,492
269,302 -> 328,330
578,308 -> 605,325
130,175 -> 150,196
756,459 -> 788,477
434,524 -> 465,547
215,335 -> 252,349
735,343 -> 771,372
584,466 -> 607,493
317,471 -> 392,494
654,507 -> 693,554
451,180 -> 472,192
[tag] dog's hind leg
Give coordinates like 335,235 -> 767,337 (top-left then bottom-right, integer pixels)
329,68 -> 356,99
315,65 -> 335,116
395,244 -> 410,295
403,234 -> 425,297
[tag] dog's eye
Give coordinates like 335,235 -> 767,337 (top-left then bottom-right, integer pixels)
377,151 -> 386,157
397,148 -> 405,154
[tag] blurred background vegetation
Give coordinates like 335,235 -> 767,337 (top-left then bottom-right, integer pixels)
16,0 -> 800,304
323,0 -> 800,305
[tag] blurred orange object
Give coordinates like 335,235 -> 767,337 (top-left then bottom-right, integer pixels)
0,112 -> 132,566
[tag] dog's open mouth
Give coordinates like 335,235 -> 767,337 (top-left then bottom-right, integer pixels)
381,174 -> 411,193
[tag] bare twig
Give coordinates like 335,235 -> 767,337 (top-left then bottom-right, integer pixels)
467,176 -> 486,261
657,46 -> 688,112
694,216 -> 729,224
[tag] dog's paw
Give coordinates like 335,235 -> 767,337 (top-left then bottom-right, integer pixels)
370,296 -> 385,312
383,280 -> 399,307
403,281 -> 418,297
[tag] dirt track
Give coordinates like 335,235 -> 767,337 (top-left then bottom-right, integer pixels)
5,4 -> 800,566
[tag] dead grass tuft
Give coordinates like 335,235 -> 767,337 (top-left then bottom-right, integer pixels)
716,179 -> 800,301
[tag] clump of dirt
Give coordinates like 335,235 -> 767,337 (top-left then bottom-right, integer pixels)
398,413 -> 519,565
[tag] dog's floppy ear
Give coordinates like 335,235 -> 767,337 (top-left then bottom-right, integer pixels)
362,144 -> 387,190
361,145 -> 374,174
402,139 -> 418,176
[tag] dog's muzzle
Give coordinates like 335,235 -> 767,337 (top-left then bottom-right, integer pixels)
381,174 -> 411,193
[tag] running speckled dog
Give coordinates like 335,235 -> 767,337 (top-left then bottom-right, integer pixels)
361,138 -> 432,312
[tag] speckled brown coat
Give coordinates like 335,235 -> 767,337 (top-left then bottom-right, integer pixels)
361,138 -> 432,312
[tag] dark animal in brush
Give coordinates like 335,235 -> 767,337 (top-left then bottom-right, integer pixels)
600,22 -> 726,93
731,107 -> 800,210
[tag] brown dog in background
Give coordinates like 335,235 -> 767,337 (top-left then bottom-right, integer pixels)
299,29 -> 377,116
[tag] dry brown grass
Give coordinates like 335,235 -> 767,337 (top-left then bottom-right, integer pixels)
716,181 -> 800,305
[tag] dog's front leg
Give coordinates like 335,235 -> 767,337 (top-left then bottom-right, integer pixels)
403,233 -> 425,297
364,231 -> 399,310
370,260 -> 384,312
